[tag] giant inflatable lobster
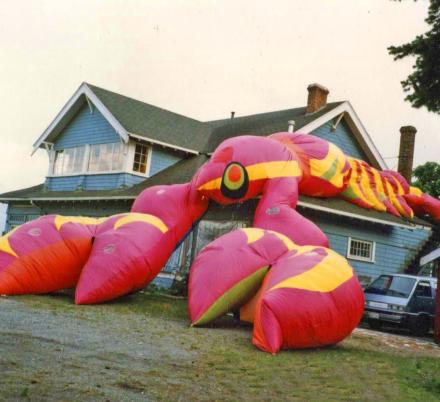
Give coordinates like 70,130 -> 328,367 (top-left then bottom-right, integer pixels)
1,132 -> 439,353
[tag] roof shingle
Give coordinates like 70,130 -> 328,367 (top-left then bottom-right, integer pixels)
87,84 -> 212,152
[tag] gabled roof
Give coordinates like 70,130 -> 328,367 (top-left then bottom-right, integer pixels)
86,84 -> 211,153
33,83 -> 210,155
203,102 -> 343,153
32,83 -> 386,168
204,101 -> 386,169
33,83 -> 129,154
300,101 -> 387,170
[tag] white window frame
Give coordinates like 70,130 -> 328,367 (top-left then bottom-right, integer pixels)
127,140 -> 152,177
347,237 -> 376,263
52,145 -> 87,176
48,142 -> 129,177
88,143 -> 126,174
47,140 -> 155,179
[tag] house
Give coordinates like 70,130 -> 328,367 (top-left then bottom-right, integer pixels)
0,83 -> 435,287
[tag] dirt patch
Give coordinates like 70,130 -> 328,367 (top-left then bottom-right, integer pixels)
353,327 -> 440,357
1,292 -> 440,401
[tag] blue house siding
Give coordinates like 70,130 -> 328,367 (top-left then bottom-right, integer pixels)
46,103 -> 187,193
300,208 -> 431,285
5,204 -> 41,232
46,173 -> 145,191
150,147 -> 183,176
312,120 -> 368,161
46,176 -> 84,191
83,173 -> 144,190
54,104 -> 120,150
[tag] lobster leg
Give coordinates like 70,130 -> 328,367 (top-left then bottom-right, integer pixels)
75,183 -> 208,304
253,177 -> 329,247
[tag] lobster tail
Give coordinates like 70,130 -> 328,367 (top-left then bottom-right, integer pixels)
405,187 -> 440,221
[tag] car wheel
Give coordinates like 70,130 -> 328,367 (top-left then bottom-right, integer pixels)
368,319 -> 382,330
409,316 -> 430,337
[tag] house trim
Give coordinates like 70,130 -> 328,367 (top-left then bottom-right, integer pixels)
46,170 -> 148,179
128,132 -> 199,155
297,200 -> 430,230
0,196 -> 136,202
346,237 -> 376,263
300,101 -> 387,170
32,83 -> 129,155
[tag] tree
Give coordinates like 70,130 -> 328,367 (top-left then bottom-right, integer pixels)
412,161 -> 440,198
388,1 -> 440,113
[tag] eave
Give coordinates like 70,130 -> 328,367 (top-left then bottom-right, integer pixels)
32,83 -> 129,155
297,200 -> 431,231
128,132 -> 199,155
300,101 -> 387,170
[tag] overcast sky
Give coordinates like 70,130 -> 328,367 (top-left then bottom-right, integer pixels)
0,0 -> 439,200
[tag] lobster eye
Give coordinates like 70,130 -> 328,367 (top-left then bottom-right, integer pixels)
221,162 -> 249,199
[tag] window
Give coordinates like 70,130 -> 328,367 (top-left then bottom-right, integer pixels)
7,214 -> 40,231
88,143 -> 124,172
53,146 -> 85,175
347,238 -> 375,262
195,220 -> 247,256
414,281 -> 432,298
132,143 -> 149,174
8,214 -> 26,226
365,275 -> 415,298
419,261 -> 439,278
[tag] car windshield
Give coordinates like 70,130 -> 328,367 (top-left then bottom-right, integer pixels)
365,275 -> 416,298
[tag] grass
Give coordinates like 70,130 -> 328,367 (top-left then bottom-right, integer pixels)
2,291 -> 440,401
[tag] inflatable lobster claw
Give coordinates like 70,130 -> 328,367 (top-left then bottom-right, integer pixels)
188,228 -> 364,353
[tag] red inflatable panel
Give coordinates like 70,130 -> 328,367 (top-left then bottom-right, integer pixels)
188,228 -> 293,325
252,246 -> 364,353
0,216 -> 96,295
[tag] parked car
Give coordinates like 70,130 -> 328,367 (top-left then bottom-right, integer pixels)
363,274 -> 437,336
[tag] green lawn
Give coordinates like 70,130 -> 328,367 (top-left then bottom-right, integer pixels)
1,291 -> 440,401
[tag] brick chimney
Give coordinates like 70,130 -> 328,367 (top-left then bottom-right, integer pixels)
397,125 -> 417,183
306,83 -> 329,113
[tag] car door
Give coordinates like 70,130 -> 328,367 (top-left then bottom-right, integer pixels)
410,280 -> 434,316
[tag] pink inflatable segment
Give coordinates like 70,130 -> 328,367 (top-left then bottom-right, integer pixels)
0,215 -> 97,295
189,229 -> 293,325
75,213 -> 175,304
188,228 -> 364,352
77,183 -> 208,304
252,247 -> 364,353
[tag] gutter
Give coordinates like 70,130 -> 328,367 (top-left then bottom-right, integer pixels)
297,200 -> 431,231
0,195 -> 137,202
128,132 -> 200,155
1,195 -> 430,230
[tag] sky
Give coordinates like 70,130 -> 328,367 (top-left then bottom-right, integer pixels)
0,0 -> 439,230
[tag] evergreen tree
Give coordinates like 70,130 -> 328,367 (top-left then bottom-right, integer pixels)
388,1 -> 440,113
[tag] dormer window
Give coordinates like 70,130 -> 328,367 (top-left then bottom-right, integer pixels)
50,140 -> 153,178
132,142 -> 149,174
89,143 -> 124,172
53,146 -> 86,175
51,142 -> 126,176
